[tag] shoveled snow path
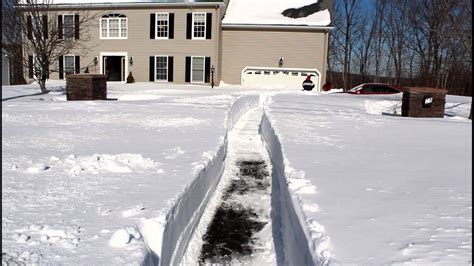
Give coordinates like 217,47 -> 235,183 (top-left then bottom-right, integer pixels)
182,106 -> 277,265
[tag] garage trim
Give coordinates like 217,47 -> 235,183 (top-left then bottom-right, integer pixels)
241,66 -> 321,91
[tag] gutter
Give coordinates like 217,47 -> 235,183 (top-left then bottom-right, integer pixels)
16,2 -> 225,10
222,24 -> 334,31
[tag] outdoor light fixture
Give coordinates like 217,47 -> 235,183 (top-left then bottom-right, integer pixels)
210,65 -> 215,88
278,57 -> 284,67
93,56 -> 98,66
129,56 -> 134,66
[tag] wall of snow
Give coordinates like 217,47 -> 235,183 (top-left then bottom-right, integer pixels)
159,95 -> 260,266
226,94 -> 261,131
260,112 -> 329,265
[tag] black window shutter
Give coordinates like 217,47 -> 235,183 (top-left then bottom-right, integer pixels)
43,15 -> 48,39
185,56 -> 191,82
150,13 -> 155,39
59,56 -> 64,79
168,56 -> 173,82
75,56 -> 80,73
28,55 -> 33,78
206,13 -> 212,39
58,15 -> 63,39
169,13 -> 174,39
186,13 -> 192,39
27,16 -> 32,40
74,14 -> 80,39
149,56 -> 155,81
205,57 -> 211,83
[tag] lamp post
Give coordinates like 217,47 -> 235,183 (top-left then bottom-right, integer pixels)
211,65 -> 215,88
278,57 -> 284,67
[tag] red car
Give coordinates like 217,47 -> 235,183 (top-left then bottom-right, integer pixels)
348,83 -> 403,94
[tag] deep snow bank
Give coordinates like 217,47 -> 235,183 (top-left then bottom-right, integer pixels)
158,95 -> 260,265
260,112 -> 333,265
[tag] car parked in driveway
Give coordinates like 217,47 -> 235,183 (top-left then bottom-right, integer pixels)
348,83 -> 403,94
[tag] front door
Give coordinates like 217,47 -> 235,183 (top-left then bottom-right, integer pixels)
103,56 -> 125,81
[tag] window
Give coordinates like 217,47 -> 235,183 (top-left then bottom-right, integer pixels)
64,55 -> 75,75
155,13 -> 169,39
27,14 -> 47,40
100,14 -> 127,39
63,14 -> 75,38
192,13 -> 206,39
155,56 -> 168,81
378,86 -> 400,93
362,85 -> 376,93
191,56 -> 204,83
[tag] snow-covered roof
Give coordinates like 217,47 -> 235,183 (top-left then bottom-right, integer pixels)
222,0 -> 331,27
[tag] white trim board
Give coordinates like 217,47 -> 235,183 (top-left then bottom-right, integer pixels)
99,51 -> 128,83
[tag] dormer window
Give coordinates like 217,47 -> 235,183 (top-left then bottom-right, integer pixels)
100,13 -> 127,39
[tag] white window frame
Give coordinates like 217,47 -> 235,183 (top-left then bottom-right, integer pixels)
191,56 -> 205,83
155,12 -> 169,40
192,12 -> 206,40
100,15 -> 128,40
62,14 -> 75,39
63,54 -> 75,79
154,55 -> 168,82
99,51 -> 128,83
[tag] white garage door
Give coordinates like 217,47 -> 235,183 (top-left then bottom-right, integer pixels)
241,67 -> 321,91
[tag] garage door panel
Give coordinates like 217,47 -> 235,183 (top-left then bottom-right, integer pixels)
242,67 -> 320,90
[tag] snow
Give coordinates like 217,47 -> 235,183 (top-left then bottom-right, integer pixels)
182,105 -> 276,265
2,81 -> 237,265
222,0 -> 331,27
2,81 -> 472,265
262,93 -> 472,264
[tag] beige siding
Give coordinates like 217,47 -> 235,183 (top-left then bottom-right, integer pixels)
23,4 -> 331,88
221,28 -> 328,86
40,6 -> 221,83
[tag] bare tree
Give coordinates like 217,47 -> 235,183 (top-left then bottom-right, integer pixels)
329,0 -> 471,95
371,0 -> 387,82
333,0 -> 363,90
441,0 -> 472,58
353,10 -> 374,84
440,0 -> 472,117
3,0 -> 98,93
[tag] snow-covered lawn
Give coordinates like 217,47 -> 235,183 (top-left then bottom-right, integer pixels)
263,93 -> 472,264
2,81 -> 472,265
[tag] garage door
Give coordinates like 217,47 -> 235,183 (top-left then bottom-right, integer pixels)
241,67 -> 321,91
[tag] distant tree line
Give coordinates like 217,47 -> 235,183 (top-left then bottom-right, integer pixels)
328,0 -> 472,95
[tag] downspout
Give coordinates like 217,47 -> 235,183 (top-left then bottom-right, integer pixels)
322,30 -> 329,91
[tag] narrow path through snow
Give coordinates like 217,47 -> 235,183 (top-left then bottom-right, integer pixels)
182,106 -> 277,265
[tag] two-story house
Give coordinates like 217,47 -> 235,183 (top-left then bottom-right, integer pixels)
22,0 -> 332,90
